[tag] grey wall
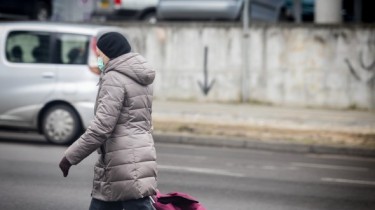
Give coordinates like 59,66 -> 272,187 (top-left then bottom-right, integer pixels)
120,24 -> 375,110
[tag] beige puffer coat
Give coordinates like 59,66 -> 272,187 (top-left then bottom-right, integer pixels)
64,52 -> 157,202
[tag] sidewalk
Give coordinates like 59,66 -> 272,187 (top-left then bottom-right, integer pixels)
152,100 -> 375,157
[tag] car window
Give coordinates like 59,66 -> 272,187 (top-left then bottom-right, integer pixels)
54,34 -> 90,65
6,31 -> 52,64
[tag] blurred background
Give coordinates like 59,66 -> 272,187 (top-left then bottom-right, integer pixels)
0,0 -> 375,210
0,0 -> 371,23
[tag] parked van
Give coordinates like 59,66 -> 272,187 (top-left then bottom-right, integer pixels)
0,22 -> 123,145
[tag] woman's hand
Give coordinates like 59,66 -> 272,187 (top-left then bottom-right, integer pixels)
59,156 -> 72,177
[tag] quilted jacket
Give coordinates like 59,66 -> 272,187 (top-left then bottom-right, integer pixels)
65,52 -> 157,201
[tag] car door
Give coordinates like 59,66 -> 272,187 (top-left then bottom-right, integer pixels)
52,32 -> 93,99
158,0 -> 241,20
121,0 -> 140,10
121,0 -> 158,10
0,29 -> 57,127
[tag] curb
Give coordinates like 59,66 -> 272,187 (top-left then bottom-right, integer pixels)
153,132 -> 375,158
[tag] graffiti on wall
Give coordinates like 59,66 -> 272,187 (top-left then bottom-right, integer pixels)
345,35 -> 375,87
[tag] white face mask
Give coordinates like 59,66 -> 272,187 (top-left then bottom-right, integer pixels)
97,57 -> 105,72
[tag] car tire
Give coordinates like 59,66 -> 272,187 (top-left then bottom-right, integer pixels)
42,105 -> 82,145
31,1 -> 51,21
142,12 -> 157,24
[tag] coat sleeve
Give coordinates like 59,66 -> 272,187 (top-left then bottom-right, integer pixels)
64,72 -> 125,165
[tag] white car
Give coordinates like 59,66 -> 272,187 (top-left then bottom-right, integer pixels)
93,0 -> 159,23
0,22 -> 124,144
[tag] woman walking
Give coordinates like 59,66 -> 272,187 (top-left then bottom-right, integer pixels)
59,32 -> 157,210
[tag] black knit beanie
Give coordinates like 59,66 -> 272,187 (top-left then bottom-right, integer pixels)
97,32 -> 131,59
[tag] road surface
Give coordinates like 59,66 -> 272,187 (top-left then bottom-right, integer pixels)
0,131 -> 374,210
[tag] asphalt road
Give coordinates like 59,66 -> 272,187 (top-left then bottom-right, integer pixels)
0,131 -> 375,210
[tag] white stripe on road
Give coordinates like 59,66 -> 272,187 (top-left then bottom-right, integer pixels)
158,165 -> 245,177
321,177 -> 375,186
291,162 -> 369,172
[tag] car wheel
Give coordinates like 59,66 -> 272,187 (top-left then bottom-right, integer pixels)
142,12 -> 157,24
31,1 -> 51,21
42,105 -> 82,145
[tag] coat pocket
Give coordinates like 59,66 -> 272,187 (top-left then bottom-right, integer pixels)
94,159 -> 107,181
94,164 -> 106,181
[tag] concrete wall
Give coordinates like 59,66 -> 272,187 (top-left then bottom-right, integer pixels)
119,23 -> 375,110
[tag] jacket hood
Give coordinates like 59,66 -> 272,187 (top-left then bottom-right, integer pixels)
105,53 -> 155,86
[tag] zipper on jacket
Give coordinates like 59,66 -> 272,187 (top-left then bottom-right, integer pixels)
100,146 -> 105,162
96,75 -> 106,162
